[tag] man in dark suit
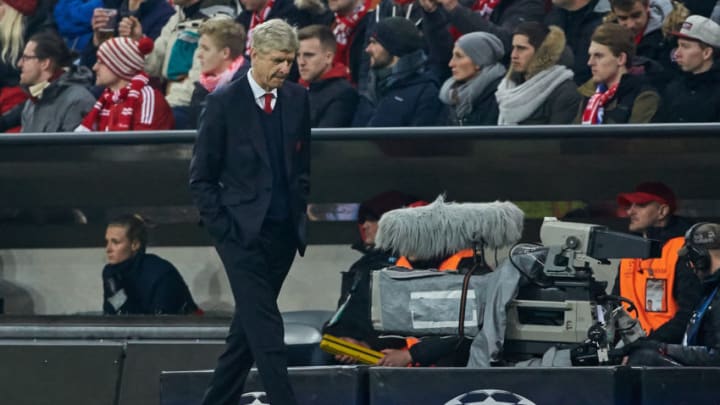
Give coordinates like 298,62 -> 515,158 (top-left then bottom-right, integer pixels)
189,19 -> 310,405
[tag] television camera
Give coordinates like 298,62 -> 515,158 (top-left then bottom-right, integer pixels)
504,218 -> 661,365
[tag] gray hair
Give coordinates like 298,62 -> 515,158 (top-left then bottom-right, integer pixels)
251,19 -> 299,54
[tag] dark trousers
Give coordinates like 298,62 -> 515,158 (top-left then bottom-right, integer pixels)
201,219 -> 298,405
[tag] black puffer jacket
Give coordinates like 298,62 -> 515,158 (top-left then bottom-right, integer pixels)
665,272 -> 720,366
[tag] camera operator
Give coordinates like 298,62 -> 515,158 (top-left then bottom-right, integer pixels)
614,182 -> 702,343
615,223 -> 720,366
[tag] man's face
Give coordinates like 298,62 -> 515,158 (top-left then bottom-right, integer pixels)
240,0 -> 267,12
105,225 -> 139,265
297,38 -> 333,83
614,2 -> 649,37
510,34 -> 535,74
361,219 -> 379,245
328,0 -> 356,15
17,41 -> 45,86
675,38 -> 713,74
588,41 -> 624,85
93,59 -> 123,89
625,201 -> 667,233
250,48 -> 295,90
366,37 -> 394,69
197,34 -> 230,75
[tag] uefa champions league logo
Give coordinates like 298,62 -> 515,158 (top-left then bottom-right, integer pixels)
239,391 -> 270,405
444,389 -> 537,405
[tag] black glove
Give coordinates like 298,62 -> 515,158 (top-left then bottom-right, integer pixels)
609,338 -> 666,358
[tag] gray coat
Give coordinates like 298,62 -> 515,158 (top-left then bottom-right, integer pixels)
21,66 -> 96,133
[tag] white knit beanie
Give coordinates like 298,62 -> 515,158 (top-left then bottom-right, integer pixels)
97,37 -> 154,80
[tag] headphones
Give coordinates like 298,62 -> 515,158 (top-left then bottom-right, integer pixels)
683,222 -> 712,273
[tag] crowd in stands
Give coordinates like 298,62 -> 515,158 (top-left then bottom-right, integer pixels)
1,0 -> 720,132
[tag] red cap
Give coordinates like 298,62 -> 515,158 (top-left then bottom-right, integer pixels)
617,182 -> 677,213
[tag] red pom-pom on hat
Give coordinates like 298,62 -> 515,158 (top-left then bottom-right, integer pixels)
137,36 -> 154,56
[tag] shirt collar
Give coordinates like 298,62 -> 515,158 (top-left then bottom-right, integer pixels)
247,68 -> 278,99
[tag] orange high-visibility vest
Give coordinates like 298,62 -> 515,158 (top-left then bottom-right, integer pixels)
619,237 -> 684,335
395,249 -> 475,271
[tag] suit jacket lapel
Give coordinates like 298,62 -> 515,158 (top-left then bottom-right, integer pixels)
238,76 -> 270,168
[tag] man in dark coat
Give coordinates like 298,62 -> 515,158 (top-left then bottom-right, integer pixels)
655,15 -> 720,122
546,0 -> 611,84
297,24 -> 358,127
352,17 -> 445,126
189,19 -> 310,405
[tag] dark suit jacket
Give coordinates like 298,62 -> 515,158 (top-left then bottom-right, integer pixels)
189,74 -> 311,255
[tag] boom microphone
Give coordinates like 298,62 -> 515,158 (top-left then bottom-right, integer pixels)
374,195 -> 524,260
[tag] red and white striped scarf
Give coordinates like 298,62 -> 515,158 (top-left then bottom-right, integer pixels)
332,0 -> 371,70
581,82 -> 619,125
78,73 -> 149,131
247,0 -> 275,52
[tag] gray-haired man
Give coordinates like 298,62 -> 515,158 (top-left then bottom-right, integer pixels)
190,19 -> 310,405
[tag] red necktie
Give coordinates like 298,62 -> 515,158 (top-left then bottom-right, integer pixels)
263,93 -> 273,114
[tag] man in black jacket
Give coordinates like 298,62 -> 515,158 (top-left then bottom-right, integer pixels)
617,223 -> 720,366
545,0 -> 611,84
297,25 -> 358,127
655,15 -> 720,122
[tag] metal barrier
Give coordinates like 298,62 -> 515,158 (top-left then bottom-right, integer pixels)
1,124 -> 720,247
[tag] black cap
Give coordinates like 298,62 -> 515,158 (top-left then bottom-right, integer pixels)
371,17 -> 425,57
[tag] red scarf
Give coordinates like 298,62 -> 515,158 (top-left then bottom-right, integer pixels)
449,0 -> 500,40
332,0 -> 371,69
247,0 -> 275,52
581,82 -> 619,125
78,73 -> 149,131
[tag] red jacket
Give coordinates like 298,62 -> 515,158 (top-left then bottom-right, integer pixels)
0,86 -> 28,133
101,86 -> 174,131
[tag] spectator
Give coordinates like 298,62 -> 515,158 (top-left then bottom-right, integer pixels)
356,0 -> 429,94
654,15 -> 720,122
119,0 -> 240,129
327,0 -> 373,85
323,191 -> 421,355
606,0 -> 674,90
17,32 -> 96,132
0,0 -> 56,87
189,18 -> 249,129
439,32 -> 506,126
617,222 -> 720,366
297,24 -> 358,127
614,182 -> 702,344
609,0 -> 672,60
546,0 -> 611,85
576,23 -> 659,124
423,0 -> 545,56
495,23 -> 581,125
77,0 -> 176,67
103,214 -> 200,315
54,0 -> 105,54
76,36 -> 174,131
352,17 -> 445,127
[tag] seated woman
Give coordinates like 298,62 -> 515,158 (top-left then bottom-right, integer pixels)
102,214 -> 200,315
439,32 -> 506,126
